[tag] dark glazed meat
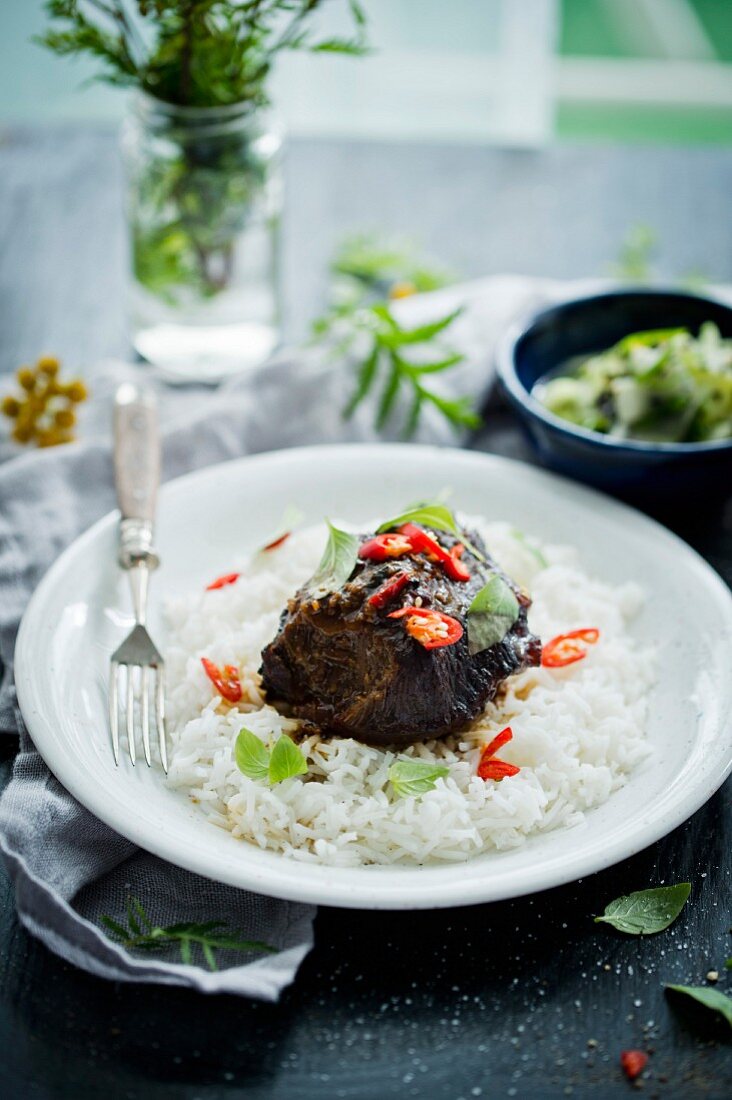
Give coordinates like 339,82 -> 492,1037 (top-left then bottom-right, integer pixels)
260,525 -> 542,747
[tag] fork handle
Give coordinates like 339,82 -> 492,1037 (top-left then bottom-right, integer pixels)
114,383 -> 160,570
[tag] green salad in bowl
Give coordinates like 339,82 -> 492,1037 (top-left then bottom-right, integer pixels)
534,323 -> 732,444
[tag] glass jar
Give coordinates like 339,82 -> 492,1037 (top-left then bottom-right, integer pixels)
122,93 -> 282,382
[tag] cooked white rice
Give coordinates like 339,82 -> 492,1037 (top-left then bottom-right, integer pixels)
164,518 -> 653,866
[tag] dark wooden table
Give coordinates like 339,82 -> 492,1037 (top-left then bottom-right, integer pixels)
0,129 -> 730,1099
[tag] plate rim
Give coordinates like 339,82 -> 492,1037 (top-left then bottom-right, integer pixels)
14,443 -> 732,909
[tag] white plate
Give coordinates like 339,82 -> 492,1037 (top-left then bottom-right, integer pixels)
15,445 -> 732,909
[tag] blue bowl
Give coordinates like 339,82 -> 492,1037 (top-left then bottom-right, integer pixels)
496,288 -> 732,498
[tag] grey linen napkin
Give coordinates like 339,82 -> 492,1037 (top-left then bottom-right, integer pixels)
0,274 -> 579,998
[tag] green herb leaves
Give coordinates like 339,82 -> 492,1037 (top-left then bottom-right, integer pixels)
665,985 -> 732,1030
388,759 -> 449,798
377,503 -> 459,537
592,884 -> 732,1035
595,883 -> 691,935
269,734 -> 308,783
312,233 -> 479,437
234,728 -> 270,782
377,501 -> 486,563
39,1 -> 368,109
101,897 -> 273,971
466,576 -> 520,655
235,729 -> 307,785
308,521 -> 359,595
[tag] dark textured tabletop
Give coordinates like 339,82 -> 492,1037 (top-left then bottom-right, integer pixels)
0,128 -> 730,1099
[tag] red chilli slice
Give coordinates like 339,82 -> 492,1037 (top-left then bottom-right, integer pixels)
482,726 -> 514,759
262,531 -> 291,552
359,533 -> 414,561
206,572 -> 240,591
445,543 -> 471,582
397,523 -> 471,582
620,1050 -> 648,1081
368,571 -> 411,609
541,627 -> 600,669
477,725 -> 520,782
201,657 -> 243,703
387,606 -> 463,650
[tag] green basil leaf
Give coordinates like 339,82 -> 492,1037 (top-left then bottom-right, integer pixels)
377,502 -> 460,537
665,985 -> 732,1029
377,502 -> 486,564
268,735 -> 308,784
726,958 -> 732,970
594,883 -> 691,935
466,575 -> 519,655
308,520 -> 359,595
388,759 -> 449,798
235,728 -> 270,781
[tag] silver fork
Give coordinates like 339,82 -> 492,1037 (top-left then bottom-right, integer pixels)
109,383 -> 167,772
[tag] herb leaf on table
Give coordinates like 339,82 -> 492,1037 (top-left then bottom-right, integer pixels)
594,883 -> 691,935
312,234 -> 480,437
101,897 -> 274,970
665,985 -> 732,1030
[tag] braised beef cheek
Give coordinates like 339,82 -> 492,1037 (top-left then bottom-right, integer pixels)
259,529 -> 541,747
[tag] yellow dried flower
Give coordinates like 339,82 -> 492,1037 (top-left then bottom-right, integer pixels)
2,356 -> 88,448
54,408 -> 76,429
17,367 -> 36,391
12,423 -> 33,444
66,380 -> 88,403
37,356 -> 60,377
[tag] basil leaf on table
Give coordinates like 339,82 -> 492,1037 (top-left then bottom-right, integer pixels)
308,520 -> 359,595
268,735 -> 308,784
665,985 -> 732,1030
389,759 -> 449,798
466,575 -> 520,655
594,883 -> 691,934
235,728 -> 270,781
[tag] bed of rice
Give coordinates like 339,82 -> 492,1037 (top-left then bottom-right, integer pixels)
164,519 -> 653,866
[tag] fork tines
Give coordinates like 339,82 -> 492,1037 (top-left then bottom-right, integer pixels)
109,659 -> 168,773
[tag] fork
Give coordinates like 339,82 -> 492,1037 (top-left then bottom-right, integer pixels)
109,383 -> 167,772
